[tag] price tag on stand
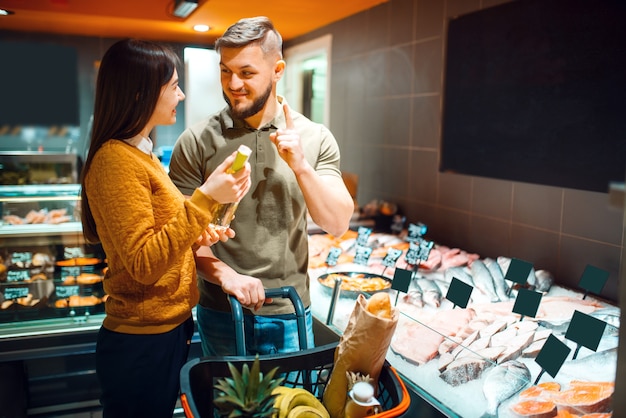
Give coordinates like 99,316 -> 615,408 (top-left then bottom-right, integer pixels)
391,268 -> 413,305
381,247 -> 403,276
578,264 -> 610,300
418,239 -> 434,261
404,242 -> 420,266
446,277 -> 473,309
325,246 -> 342,267
565,310 -> 607,359
406,222 -> 428,242
512,288 -> 542,321
504,258 -> 534,296
533,334 -> 572,384
355,226 -> 373,247
353,245 -> 372,266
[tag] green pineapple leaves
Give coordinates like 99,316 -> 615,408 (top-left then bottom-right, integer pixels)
214,355 -> 285,418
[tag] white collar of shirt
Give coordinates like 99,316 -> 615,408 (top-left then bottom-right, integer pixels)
124,134 -> 153,155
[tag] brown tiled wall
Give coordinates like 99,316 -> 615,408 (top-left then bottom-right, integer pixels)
287,0 -> 624,302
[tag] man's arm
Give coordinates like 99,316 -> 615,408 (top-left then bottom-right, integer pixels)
194,245 -> 267,311
295,165 -> 354,237
270,103 -> 354,238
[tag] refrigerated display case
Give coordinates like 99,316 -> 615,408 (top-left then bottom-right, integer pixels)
307,230 -> 619,418
0,153 -> 108,416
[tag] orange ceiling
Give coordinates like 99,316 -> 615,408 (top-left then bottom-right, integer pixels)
0,0 -> 389,44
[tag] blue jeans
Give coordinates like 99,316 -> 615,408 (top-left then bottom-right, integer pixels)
196,304 -> 315,357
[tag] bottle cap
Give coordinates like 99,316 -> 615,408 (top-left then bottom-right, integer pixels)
229,144 -> 252,173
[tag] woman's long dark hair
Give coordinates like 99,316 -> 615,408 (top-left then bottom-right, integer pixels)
80,39 -> 180,243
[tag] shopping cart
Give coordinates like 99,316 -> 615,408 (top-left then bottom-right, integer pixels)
179,286 -> 411,418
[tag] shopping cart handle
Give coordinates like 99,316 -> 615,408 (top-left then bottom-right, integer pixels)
228,286 -> 308,356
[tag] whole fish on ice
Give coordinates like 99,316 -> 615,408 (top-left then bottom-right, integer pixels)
416,278 -> 442,308
481,360 -> 531,417
483,257 -> 509,301
534,269 -> 554,293
470,259 -> 500,302
557,347 -> 617,383
443,266 -> 474,287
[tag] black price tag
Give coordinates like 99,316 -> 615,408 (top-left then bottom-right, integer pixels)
56,285 -> 80,299
512,288 -> 542,319
353,245 -> 372,266
325,247 -> 342,267
7,270 -> 30,282
535,334 -> 571,379
446,277 -> 473,309
565,310 -> 607,353
505,258 -> 534,286
356,226 -> 373,247
382,248 -> 403,268
4,287 -> 29,300
391,268 -> 412,294
578,264 -> 610,295
406,222 -> 428,242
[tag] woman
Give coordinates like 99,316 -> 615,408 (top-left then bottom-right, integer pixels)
80,39 -> 251,418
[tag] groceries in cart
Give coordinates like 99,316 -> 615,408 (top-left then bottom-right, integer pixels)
323,293 -> 399,417
179,287 -> 409,418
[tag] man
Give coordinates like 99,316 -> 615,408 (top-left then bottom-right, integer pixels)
169,16 -> 354,356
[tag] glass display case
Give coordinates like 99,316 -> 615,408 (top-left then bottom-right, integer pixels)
0,183 -> 107,324
0,153 -> 107,417
308,230 -> 619,418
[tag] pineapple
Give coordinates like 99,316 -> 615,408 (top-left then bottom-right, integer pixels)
214,355 -> 285,418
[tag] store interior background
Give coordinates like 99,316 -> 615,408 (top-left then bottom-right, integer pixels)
1,0 -> 625,416
1,0 -> 623,303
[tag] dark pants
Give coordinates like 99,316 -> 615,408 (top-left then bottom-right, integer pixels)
95,316 -> 194,418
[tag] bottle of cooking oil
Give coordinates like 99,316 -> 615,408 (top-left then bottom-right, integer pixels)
209,144 -> 251,231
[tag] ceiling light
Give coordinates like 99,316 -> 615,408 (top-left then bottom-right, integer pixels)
193,24 -> 209,32
0,9 -> 16,16
173,0 -> 198,18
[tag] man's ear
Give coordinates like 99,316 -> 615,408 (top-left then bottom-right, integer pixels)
274,59 -> 286,81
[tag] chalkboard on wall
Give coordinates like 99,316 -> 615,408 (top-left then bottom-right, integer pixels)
440,0 -> 626,193
0,41 -> 79,126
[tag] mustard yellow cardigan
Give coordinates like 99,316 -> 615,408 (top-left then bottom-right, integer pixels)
85,140 -> 218,334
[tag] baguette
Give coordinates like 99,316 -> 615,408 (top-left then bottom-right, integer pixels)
366,292 -> 392,319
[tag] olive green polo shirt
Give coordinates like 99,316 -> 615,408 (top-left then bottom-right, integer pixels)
169,99 -> 343,315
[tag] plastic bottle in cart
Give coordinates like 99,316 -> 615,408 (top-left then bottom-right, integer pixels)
209,144 -> 252,231
344,381 -> 381,418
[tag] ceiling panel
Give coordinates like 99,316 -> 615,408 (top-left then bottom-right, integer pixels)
0,0 -> 389,44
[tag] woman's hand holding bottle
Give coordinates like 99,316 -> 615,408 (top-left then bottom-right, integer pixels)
199,149 -> 251,204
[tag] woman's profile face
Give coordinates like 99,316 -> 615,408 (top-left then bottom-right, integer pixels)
148,69 -> 185,128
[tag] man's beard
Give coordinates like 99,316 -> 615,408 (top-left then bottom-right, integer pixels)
224,82 -> 273,120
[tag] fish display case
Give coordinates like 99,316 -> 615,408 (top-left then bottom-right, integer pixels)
308,230 -> 619,418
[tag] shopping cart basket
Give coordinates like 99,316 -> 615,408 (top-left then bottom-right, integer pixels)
180,286 -> 411,418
